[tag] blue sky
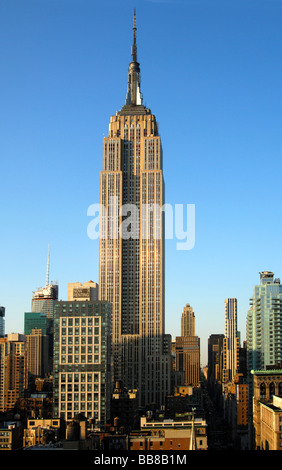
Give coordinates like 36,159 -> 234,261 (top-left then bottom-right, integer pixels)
0,0 -> 281,364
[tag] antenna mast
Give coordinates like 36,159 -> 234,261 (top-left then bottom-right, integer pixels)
46,245 -> 50,286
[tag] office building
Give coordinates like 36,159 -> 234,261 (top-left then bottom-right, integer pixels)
181,303 -> 195,337
31,247 -> 58,320
24,312 -> 47,335
0,306 -> 5,337
207,334 -> 224,388
68,281 -> 98,301
53,300 -> 112,428
222,298 -> 239,383
25,329 -> 49,387
0,334 -> 25,413
32,284 -> 58,320
175,336 -> 200,386
98,12 -> 171,408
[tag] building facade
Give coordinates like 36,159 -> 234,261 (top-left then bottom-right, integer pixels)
68,281 -> 98,302
25,328 -> 49,386
24,312 -> 47,335
207,334 -> 224,389
98,13 -> 171,408
0,334 -> 26,413
175,336 -> 200,386
181,304 -> 195,337
252,369 -> 282,450
0,306 -> 5,337
247,272 -> 282,373
222,298 -> 239,383
52,300 -> 112,428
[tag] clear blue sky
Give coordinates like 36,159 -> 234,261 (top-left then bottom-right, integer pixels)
1,0 -> 281,365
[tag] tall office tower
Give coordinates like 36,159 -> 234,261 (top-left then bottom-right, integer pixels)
222,298 -> 239,383
98,13 -> 171,408
0,306 -> 5,337
32,247 -> 58,370
68,281 -> 98,301
207,334 -> 224,392
25,329 -> 49,387
175,336 -> 200,386
0,334 -> 25,412
247,272 -> 282,373
181,303 -> 195,337
53,300 -> 112,428
31,248 -> 58,320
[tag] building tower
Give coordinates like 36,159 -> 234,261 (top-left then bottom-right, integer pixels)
0,334 -> 25,412
25,328 -> 49,387
247,272 -> 282,373
222,298 -> 239,383
52,300 -> 112,427
31,246 -> 58,319
175,303 -> 200,386
0,306 -> 5,337
181,303 -> 195,337
99,12 -> 171,408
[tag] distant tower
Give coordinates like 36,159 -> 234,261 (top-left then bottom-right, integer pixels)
98,12 -> 171,408
25,329 -> 49,387
175,303 -> 200,386
0,306 -> 5,337
181,303 -> 195,337
222,298 -> 239,383
31,246 -> 58,319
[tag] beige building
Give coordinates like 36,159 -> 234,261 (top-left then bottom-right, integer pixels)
68,281 -> 98,301
252,369 -> 282,450
181,304 -> 195,337
0,334 -> 25,413
128,415 -> 207,451
222,298 -> 239,383
23,418 -> 61,448
25,328 -> 49,386
98,13 -> 171,408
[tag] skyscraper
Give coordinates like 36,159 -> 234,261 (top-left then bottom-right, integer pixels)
25,328 -> 49,386
99,12 -> 171,408
0,306 -> 5,337
0,334 -> 25,412
31,247 -> 58,320
175,303 -> 200,386
247,271 -> 282,372
222,298 -> 239,383
181,303 -> 195,337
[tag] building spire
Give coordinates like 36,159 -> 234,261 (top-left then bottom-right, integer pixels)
131,8 -> 137,62
46,244 -> 50,286
125,10 -> 142,106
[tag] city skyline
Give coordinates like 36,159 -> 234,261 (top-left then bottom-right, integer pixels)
1,0 -> 281,365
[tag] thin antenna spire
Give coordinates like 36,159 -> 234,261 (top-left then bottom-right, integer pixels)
125,9 -> 142,106
131,8 -> 137,62
46,244 -> 50,286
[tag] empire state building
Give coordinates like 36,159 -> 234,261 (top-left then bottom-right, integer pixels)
99,13 -> 171,408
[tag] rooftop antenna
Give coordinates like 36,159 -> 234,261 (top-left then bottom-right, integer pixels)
46,245 -> 50,286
